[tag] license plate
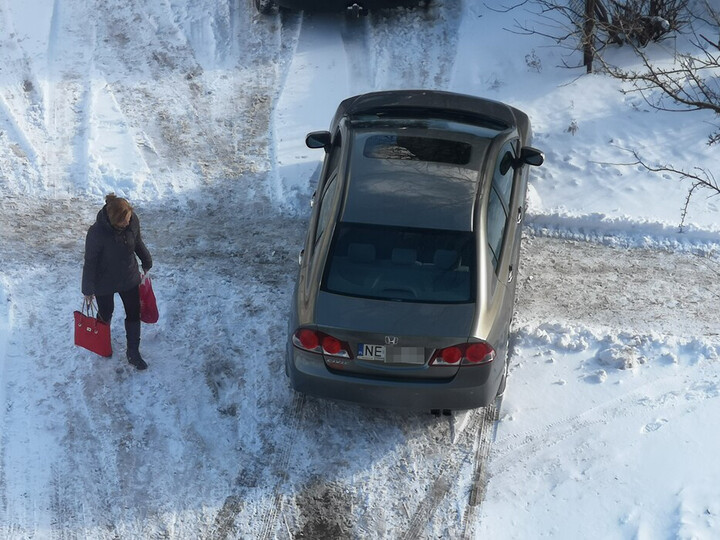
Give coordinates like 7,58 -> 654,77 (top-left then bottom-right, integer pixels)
389,347 -> 426,365
357,344 -> 386,361
357,344 -> 425,364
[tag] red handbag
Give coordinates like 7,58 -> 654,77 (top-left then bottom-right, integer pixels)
74,299 -> 112,357
139,273 -> 159,324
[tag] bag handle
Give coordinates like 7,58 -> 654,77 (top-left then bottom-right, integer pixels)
82,297 -> 98,317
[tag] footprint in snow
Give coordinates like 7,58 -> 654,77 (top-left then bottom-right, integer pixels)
641,418 -> 668,433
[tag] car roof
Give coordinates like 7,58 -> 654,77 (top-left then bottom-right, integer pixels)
340,122 -> 495,231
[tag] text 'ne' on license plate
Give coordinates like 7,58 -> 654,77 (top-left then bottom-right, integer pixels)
358,344 -> 385,361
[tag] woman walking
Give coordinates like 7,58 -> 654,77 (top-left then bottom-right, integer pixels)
82,194 -> 153,370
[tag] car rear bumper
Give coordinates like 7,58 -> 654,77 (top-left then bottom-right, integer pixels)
286,346 -> 501,411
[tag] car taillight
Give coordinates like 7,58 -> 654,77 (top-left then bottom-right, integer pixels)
295,329 -> 319,351
292,329 -> 352,358
430,341 -> 495,366
466,343 -> 494,364
322,336 -> 342,355
441,346 -> 462,364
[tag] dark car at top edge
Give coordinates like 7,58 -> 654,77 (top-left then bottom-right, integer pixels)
254,0 -> 425,15
286,90 -> 544,411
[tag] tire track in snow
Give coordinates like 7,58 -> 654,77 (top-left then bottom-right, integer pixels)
400,406 -> 491,540
367,0 -> 463,89
49,373 -> 127,538
80,0 -> 285,198
0,192 -> 95,538
328,2 -> 464,101
0,1 -> 44,194
460,400 -> 501,538
490,406 -> 609,476
145,203 -> 304,538
257,393 -> 307,540
468,400 -> 501,507
0,279 -> 9,526
44,0 -> 96,193
0,264 -> 85,538
488,350 -> 720,474
0,94 -> 40,175
341,15 -> 375,93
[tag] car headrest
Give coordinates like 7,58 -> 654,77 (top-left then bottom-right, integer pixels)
434,249 -> 458,270
348,243 -> 376,263
392,248 -> 417,265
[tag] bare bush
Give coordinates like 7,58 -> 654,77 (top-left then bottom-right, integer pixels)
507,0 -> 720,219
600,2 -> 720,216
604,3 -> 720,137
596,0 -> 688,47
507,0 -> 690,71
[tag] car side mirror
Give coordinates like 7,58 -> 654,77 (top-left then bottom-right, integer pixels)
306,131 -> 331,151
519,146 -> 544,167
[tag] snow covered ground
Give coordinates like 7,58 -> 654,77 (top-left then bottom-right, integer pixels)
0,0 -> 718,538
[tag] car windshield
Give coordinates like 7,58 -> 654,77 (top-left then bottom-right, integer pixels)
321,223 -> 476,303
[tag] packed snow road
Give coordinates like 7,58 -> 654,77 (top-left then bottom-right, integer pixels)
1,1 -> 719,538
517,234 -> 720,338
1,194 -> 717,538
0,3 -> 488,537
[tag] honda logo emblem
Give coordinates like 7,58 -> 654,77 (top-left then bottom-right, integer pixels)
385,336 -> 399,346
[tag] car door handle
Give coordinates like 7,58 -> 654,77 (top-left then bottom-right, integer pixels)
516,206 -> 523,224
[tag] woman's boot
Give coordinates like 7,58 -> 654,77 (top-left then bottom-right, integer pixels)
125,320 -> 148,370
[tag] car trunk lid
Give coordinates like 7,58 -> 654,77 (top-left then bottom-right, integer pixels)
314,291 -> 474,379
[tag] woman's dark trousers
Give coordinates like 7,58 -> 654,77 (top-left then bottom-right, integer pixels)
96,285 -> 146,369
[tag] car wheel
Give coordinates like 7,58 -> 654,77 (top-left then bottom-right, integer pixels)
496,359 -> 508,398
496,339 -> 510,398
254,0 -> 275,15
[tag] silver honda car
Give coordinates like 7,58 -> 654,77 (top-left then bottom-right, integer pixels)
285,90 -> 543,411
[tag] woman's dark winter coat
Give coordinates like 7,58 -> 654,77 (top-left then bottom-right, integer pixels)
82,206 -> 153,296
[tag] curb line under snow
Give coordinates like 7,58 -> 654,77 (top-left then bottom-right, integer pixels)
525,212 -> 720,253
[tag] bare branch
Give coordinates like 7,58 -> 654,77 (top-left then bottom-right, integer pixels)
616,150 -> 719,231
485,0 -> 533,14
593,145 -> 719,230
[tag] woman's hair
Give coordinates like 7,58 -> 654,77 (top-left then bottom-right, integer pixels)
105,193 -> 132,227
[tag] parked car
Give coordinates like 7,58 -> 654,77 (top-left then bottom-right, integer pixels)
286,90 -> 543,411
254,0 -> 425,15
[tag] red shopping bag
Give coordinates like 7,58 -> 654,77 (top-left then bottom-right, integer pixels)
139,273 -> 159,324
74,300 -> 112,357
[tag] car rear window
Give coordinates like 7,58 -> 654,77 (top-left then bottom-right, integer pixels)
321,223 -> 476,303
363,134 -> 472,165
